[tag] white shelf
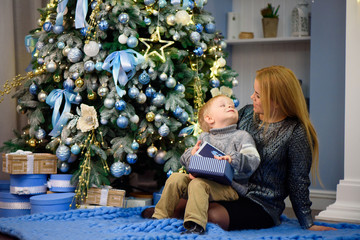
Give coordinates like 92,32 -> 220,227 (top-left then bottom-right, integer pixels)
225,36 -> 311,45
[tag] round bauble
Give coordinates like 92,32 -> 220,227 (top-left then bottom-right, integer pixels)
116,116 -> 129,128
83,41 -> 100,57
158,124 -> 170,137
196,23 -> 203,33
130,115 -> 140,124
75,77 -> 84,88
63,78 -> 75,91
97,85 -> 109,97
144,17 -> 151,25
166,76 -> 177,88
166,14 -> 176,26
75,93 -> 82,104
28,138 -> 37,147
72,72 -> 80,80
118,34 -> 128,44
59,162 -> 69,173
175,83 -> 185,93
151,92 -> 165,107
100,118 -> 108,125
71,144 -> 81,155
144,0 -> 155,5
46,61 -> 57,72
124,164 -> 132,175
154,150 -> 166,164
37,90 -> 47,102
37,58 -> 45,65
35,128 -> 46,140
95,62 -> 103,71
57,41 -> 65,49
104,98 -> 115,109
99,20 -> 109,31
127,36 -> 138,48
118,13 -> 130,24
128,86 -> 139,99
173,106 -> 184,118
126,153 -> 138,164
233,98 -> 240,108
84,60 -> 95,72
87,91 -> 97,100
56,145 -> 71,162
147,145 -> 158,158
110,162 -> 125,177
67,48 -> 83,63
175,10 -> 191,25
29,83 -> 38,95
146,112 -> 155,122
232,78 -> 239,87
173,31 -> 180,41
139,70 -> 150,85
205,23 -> 216,33
42,22 -> 53,32
115,100 -> 126,111
53,25 -> 64,34
190,31 -> 201,43
154,114 -> 162,123
131,141 -> 139,150
217,57 -> 226,67
179,111 -> 189,124
209,78 -> 220,88
62,46 -> 71,56
159,72 -> 168,81
145,86 -> 155,98
136,92 -> 147,104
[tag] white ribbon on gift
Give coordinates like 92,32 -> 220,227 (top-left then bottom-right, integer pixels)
0,201 -> 31,210
99,188 -> 109,206
6,150 -> 33,173
47,180 -> 75,189
10,185 -> 47,195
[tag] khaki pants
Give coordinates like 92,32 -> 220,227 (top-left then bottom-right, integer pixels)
152,172 -> 239,230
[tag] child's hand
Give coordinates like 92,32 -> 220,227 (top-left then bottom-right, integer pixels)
191,140 -> 201,155
214,155 -> 232,163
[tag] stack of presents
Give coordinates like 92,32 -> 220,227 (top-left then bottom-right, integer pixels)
0,150 -> 157,218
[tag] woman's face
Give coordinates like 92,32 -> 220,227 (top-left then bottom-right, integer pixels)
250,79 -> 264,115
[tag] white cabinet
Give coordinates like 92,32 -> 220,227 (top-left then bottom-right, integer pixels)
226,0 -> 312,108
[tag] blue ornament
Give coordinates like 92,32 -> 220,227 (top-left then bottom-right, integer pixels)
71,144 -> 81,155
84,60 -> 95,72
80,27 -> 88,36
185,0 -> 194,9
179,111 -> 189,124
72,72 -> 80,80
196,23 -> 203,33
118,13 -> 130,24
209,78 -> 220,88
131,141 -> 139,150
117,116 -> 129,128
53,25 -> 64,34
56,145 -> 71,162
233,98 -> 240,108
57,42 -> 65,49
147,145 -> 158,158
190,31 -> 201,43
128,86 -> 139,99
63,78 -> 75,91
193,47 -> 204,56
95,62 -> 103,71
37,58 -> 45,65
43,22 -> 53,32
75,93 -> 82,104
139,70 -> 150,85
91,1 -> 97,9
99,20 -> 109,31
115,100 -> 126,111
29,83 -> 38,95
159,0 -> 167,8
36,41 -> 44,50
144,17 -> 151,25
126,153 -> 138,164
100,118 -> 108,125
166,76 -> 177,88
59,162 -> 69,173
205,23 -> 216,33
152,92 -> 165,107
175,83 -> 185,93
145,86 -> 156,98
35,128 -> 46,140
68,154 -> 77,163
167,169 -> 173,178
144,0 -> 155,5
124,164 -> 132,175
67,48 -> 83,63
158,124 -> 170,137
127,36 -> 138,48
173,106 -> 184,118
110,162 -> 125,177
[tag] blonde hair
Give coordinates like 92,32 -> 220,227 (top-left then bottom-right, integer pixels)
255,66 -> 321,185
198,95 -> 227,132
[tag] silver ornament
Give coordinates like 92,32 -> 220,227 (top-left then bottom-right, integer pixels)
118,34 -> 128,44
154,150 -> 167,164
62,46 -> 70,56
159,72 -> 168,81
166,14 -> 176,26
147,145 -> 158,158
232,78 -> 239,87
35,128 -> 46,140
173,32 -> 180,41
37,90 -> 48,102
46,61 -> 57,72
158,124 -> 170,137
136,92 -> 147,104
154,114 -> 163,122
166,76 -> 177,88
75,94 -> 82,104
83,40 -> 99,57
67,48 -> 83,63
104,98 -> 115,109
190,31 -> 201,43
130,115 -> 140,124
152,93 -> 165,107
97,85 -> 109,97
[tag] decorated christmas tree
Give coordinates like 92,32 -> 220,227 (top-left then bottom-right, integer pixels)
0,0 -> 238,203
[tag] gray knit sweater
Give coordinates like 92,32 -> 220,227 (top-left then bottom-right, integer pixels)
180,124 -> 261,196
238,105 -> 314,229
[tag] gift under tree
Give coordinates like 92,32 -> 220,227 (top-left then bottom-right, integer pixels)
0,0 -> 239,204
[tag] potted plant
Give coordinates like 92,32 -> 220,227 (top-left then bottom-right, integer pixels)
261,3 -> 280,38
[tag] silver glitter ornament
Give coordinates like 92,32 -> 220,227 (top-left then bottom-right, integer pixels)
37,90 -> 48,102
104,98 -> 115,109
147,145 -> 158,158
67,48 -> 83,63
154,150 -> 167,164
97,85 -> 109,97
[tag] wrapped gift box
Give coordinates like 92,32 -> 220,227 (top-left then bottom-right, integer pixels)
0,180 -> 10,193
30,193 -> 75,214
0,192 -> 31,217
86,187 -> 125,207
48,174 -> 76,193
10,174 -> 48,195
125,197 -> 152,208
2,151 -> 57,174
188,156 -> 234,185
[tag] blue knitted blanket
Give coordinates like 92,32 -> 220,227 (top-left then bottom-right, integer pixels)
0,207 -> 359,240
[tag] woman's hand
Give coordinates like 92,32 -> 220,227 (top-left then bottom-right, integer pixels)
214,155 -> 232,163
191,140 -> 201,155
308,224 -> 337,231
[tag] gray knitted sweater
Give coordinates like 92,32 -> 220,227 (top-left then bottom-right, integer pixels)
180,124 -> 261,196
238,105 -> 314,229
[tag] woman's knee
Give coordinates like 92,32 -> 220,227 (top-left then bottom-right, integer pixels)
207,203 -> 230,230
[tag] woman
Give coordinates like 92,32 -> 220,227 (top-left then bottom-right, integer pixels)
206,66 -> 336,231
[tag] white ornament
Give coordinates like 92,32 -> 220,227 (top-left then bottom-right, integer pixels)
130,115 -> 140,124
118,34 -> 128,44
217,57 -> 226,67
83,41 -> 100,57
175,10 -> 191,25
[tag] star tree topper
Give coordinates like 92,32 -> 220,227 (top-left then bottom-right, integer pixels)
139,27 -> 174,62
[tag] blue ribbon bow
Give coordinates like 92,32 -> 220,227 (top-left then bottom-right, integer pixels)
102,49 -> 144,97
75,0 -> 88,29
46,89 -> 79,137
24,35 -> 37,56
56,0 -> 69,26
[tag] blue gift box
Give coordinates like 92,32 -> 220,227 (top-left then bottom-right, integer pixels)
0,192 -> 31,217
188,156 -> 234,185
30,193 -> 75,214
0,180 -> 10,192
48,174 -> 76,192
10,174 -> 48,195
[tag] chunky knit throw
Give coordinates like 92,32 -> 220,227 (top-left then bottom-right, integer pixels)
0,207 -> 359,240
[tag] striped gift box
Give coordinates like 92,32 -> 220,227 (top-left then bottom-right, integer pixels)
188,156 -> 234,185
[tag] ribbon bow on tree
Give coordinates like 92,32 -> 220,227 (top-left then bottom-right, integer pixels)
46,89 -> 79,137
102,49 -> 144,97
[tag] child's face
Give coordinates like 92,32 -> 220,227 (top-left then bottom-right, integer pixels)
207,96 -> 238,128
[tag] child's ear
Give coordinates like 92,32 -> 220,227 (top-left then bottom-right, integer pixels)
204,115 -> 214,124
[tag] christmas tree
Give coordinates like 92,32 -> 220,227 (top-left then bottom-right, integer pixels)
1,0 -> 238,203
